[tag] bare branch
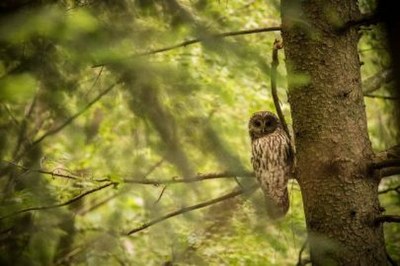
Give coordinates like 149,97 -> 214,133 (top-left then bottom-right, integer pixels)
77,192 -> 121,216
375,215 -> 400,224
377,167 -> 400,178
13,80 -> 121,162
364,94 -> 398,100
372,159 -> 400,170
371,145 -> 400,178
2,161 -> 254,184
338,13 -> 380,32
296,238 -> 309,266
31,81 -> 120,148
154,186 -> 168,204
271,39 -> 290,137
379,185 -> 400,194
122,171 -> 254,185
92,26 -> 281,67
0,182 -> 114,221
3,161 -> 79,180
126,184 -> 258,236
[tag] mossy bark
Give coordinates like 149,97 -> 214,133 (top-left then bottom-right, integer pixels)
281,1 -> 387,265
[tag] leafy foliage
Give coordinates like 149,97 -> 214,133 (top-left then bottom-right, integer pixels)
0,0 -> 398,265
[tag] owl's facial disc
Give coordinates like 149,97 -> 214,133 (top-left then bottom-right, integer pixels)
249,111 -> 280,140
253,120 -> 262,128
263,117 -> 277,133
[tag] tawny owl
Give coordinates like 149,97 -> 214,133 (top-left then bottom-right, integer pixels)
249,111 -> 293,219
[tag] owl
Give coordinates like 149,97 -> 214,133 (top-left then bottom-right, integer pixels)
249,111 -> 293,219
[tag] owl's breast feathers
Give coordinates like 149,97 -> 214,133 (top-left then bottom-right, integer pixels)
251,127 -> 292,219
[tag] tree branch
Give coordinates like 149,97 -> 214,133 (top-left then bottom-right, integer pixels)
363,69 -> 393,94
122,171 -> 254,185
2,161 -> 79,180
125,184 -> 258,235
296,238 -> 309,266
13,80 -> 121,162
271,39 -> 290,137
364,94 -> 398,100
371,145 -> 400,178
338,13 -> 380,32
0,182 -> 114,221
92,26 -> 281,67
30,81 -> 120,148
375,215 -> 400,224
2,162 -> 254,184
372,159 -> 400,170
379,185 -> 400,194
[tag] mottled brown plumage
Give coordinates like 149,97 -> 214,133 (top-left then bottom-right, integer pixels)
249,111 -> 292,219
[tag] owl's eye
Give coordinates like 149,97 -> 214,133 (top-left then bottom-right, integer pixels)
254,120 -> 262,127
265,120 -> 273,127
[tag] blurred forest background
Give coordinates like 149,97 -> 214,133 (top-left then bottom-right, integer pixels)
0,0 -> 399,265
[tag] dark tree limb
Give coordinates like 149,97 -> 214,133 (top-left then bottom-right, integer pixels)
0,182 -> 115,221
371,145 -> 400,178
377,168 -> 400,178
338,13 -> 380,32
125,184 -> 258,235
93,26 -> 281,67
375,215 -> 400,224
372,159 -> 400,170
379,185 -> 400,194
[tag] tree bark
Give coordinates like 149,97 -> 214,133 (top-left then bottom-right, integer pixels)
281,1 -> 387,265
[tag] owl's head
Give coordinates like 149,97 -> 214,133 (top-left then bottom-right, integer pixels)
248,111 -> 280,141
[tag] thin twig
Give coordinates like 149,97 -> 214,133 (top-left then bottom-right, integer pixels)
141,159 -> 165,179
375,215 -> 400,224
0,182 -> 114,221
271,39 -> 290,137
296,238 -> 309,266
13,80 -> 121,162
3,161 -> 254,184
3,161 -> 79,180
126,184 -> 258,235
12,94 -> 37,158
92,26 -> 281,67
154,186 -> 168,204
30,81 -> 120,148
2,104 -> 19,127
379,185 -> 400,194
364,94 -> 398,100
122,171 -> 254,185
77,192 -> 121,216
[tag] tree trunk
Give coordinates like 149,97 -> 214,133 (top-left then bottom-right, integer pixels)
280,1 -> 387,265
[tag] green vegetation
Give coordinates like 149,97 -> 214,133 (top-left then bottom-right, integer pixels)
0,1 -> 398,265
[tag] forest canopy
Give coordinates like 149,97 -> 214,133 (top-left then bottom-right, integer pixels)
0,0 -> 399,265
